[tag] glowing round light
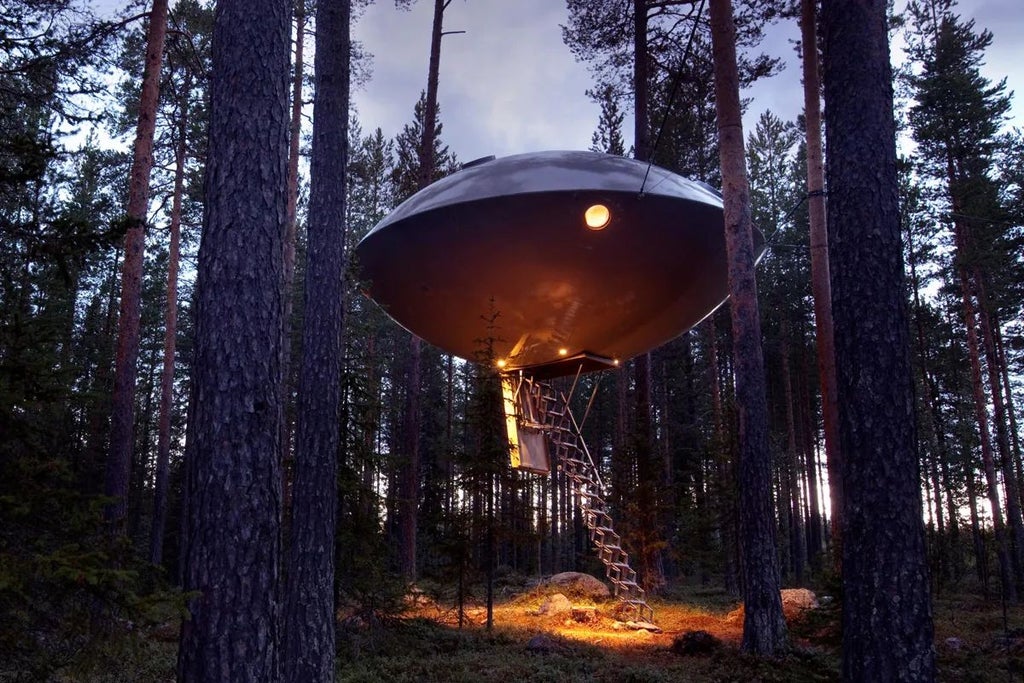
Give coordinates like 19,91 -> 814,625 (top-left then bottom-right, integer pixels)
558,348 -> 568,356
584,204 -> 610,230
497,359 -> 507,368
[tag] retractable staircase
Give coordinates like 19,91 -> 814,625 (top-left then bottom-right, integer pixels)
511,375 -> 654,623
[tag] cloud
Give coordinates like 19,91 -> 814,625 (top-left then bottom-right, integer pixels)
352,0 -> 1023,165
353,0 -> 599,161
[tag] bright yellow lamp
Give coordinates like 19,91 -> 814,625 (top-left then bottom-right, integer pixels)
584,204 -> 610,230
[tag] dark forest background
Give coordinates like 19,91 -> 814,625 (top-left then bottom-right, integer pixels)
1,0 -> 1022,679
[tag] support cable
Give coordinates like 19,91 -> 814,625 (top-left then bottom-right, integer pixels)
639,0 -> 707,196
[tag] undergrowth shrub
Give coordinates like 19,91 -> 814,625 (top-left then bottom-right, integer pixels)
0,456 -> 184,680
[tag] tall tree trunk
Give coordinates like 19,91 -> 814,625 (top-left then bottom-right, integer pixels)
177,0 -> 291,676
130,347 -> 160,541
150,85 -> 189,566
798,366 -> 823,565
996,326 -> 1024,493
781,327 -> 805,582
927,450 -> 947,584
709,0 -> 787,655
938,447 -> 962,581
634,352 -> 663,589
632,0 -> 649,162
907,209 -> 955,585
281,0 -> 307,521
283,0 -> 350,679
397,0 -> 452,583
705,318 -> 739,591
629,0 -> 663,592
975,280 -> 1024,588
81,249 -> 120,494
953,243 -> 1015,602
820,0 -> 935,678
965,466 -> 988,593
419,0 -> 446,190
105,0 -> 169,530
799,0 -> 842,562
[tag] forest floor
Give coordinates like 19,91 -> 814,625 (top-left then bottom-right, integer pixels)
332,583 -> 1024,683
38,581 -> 1024,681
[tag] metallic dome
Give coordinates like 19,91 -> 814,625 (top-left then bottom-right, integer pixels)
356,150 -> 755,377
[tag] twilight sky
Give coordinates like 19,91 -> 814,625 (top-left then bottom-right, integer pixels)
351,0 -> 1024,170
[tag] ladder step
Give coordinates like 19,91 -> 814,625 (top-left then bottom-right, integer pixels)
608,565 -> 637,582
525,377 -> 654,625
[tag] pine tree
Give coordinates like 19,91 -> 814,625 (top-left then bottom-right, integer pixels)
709,0 -> 787,656
798,0 -> 842,563
821,0 -> 935,678
746,110 -> 811,581
906,0 -> 1022,598
284,0 -> 351,679
391,19 -> 459,577
589,84 -> 626,155
150,0 -> 212,567
177,0 -> 291,675
105,0 -> 170,531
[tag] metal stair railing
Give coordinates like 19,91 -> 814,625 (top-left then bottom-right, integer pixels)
520,377 -> 654,623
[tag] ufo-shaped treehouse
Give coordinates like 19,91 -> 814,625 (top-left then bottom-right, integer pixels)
356,150 -> 757,623
356,150 -> 750,378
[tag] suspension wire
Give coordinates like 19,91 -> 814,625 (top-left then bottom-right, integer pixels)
578,373 -> 603,433
783,189 -> 825,225
752,189 -> 829,265
639,0 -> 707,196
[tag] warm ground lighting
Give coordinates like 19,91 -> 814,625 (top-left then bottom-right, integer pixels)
340,584 -> 1024,681
399,591 -> 748,651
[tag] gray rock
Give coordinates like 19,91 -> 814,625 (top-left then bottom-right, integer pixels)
546,571 -> 611,598
538,592 -> 573,616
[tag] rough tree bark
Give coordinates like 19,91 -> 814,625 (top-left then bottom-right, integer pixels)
176,0 -> 291,677
708,0 -> 787,656
104,0 -> 169,530
283,0 -> 350,679
820,0 -> 936,679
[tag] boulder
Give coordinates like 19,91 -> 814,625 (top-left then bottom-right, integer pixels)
546,571 -> 611,599
537,593 -> 573,616
728,588 -> 820,624
781,588 -> 819,620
